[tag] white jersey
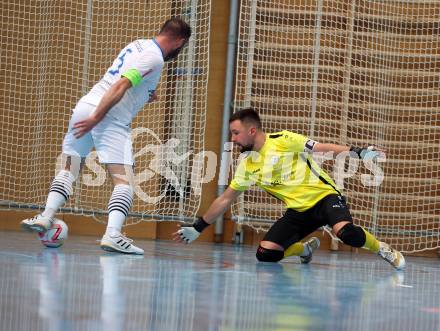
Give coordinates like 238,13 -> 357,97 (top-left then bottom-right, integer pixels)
80,39 -> 164,125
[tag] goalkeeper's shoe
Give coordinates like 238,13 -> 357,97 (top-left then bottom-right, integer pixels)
100,232 -> 144,255
21,214 -> 53,233
300,237 -> 320,264
378,242 -> 406,270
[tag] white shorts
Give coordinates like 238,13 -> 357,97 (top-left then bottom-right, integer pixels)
62,102 -> 134,165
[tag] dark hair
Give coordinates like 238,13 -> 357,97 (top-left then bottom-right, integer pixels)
159,17 -> 191,40
229,108 -> 262,129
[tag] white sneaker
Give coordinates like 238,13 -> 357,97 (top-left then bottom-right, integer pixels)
300,237 -> 320,264
378,242 -> 406,270
21,214 -> 53,233
100,232 -> 144,255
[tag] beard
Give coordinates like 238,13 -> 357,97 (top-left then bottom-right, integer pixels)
164,45 -> 185,62
238,143 -> 253,153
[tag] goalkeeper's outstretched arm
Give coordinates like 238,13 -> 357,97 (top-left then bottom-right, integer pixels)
173,187 -> 243,244
313,143 -> 384,159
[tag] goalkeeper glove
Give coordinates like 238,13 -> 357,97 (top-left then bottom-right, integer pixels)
177,217 -> 210,243
350,145 -> 381,160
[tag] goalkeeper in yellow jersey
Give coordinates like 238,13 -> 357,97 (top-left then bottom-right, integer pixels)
173,108 -> 405,270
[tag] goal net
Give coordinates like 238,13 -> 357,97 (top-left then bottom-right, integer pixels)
0,0 -> 211,223
232,0 -> 440,253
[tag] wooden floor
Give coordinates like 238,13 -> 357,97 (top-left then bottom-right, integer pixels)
1,230 -> 439,331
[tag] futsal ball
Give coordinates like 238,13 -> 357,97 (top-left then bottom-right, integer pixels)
38,219 -> 68,248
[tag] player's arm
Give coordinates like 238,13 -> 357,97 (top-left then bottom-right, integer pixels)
312,143 -> 349,156
172,187 -> 243,244
73,77 -> 132,138
312,142 -> 384,159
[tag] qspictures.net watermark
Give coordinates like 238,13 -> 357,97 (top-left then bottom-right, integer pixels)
55,127 -> 386,203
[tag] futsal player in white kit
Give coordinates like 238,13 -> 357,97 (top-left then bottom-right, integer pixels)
21,18 -> 191,254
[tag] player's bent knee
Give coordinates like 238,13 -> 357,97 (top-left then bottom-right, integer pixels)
256,245 -> 284,262
336,223 -> 366,248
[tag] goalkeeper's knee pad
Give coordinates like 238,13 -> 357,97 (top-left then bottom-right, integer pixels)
336,223 -> 366,248
256,246 -> 284,262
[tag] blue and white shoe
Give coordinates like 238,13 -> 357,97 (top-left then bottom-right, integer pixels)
100,232 -> 144,255
300,237 -> 320,264
378,242 -> 405,270
21,214 -> 53,233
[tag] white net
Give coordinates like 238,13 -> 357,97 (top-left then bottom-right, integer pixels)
0,0 -> 211,223
232,0 -> 440,253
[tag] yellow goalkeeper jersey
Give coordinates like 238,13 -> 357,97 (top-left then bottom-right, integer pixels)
229,130 -> 341,212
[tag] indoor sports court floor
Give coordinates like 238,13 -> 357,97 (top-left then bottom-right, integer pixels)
0,231 -> 439,331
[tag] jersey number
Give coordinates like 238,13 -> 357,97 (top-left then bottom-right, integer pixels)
108,48 -> 132,75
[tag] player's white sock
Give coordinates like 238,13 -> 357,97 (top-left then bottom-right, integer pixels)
43,170 -> 75,218
105,184 -> 133,235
